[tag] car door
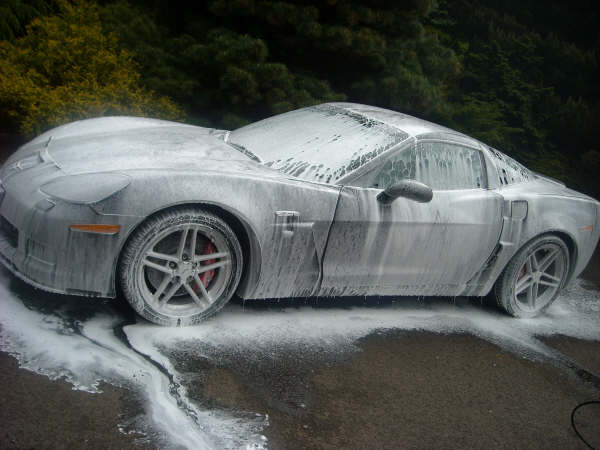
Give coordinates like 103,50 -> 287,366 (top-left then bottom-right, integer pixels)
319,138 -> 503,297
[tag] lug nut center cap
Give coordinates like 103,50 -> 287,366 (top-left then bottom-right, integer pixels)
177,262 -> 195,279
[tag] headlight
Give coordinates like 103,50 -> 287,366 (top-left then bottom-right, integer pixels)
40,173 -> 131,204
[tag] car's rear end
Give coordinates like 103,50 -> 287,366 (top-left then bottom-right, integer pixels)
500,175 -> 600,282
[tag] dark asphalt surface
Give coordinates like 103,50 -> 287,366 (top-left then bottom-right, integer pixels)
1,253 -> 599,449
198,331 -> 600,449
1,324 -> 599,449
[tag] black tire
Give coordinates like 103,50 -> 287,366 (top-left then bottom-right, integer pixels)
119,208 -> 243,326
494,234 -> 569,318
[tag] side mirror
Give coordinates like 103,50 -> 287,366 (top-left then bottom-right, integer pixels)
376,180 -> 433,204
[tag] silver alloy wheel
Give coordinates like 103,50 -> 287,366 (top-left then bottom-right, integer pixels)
512,242 -> 567,312
120,208 -> 243,326
495,234 -> 570,318
137,223 -> 232,318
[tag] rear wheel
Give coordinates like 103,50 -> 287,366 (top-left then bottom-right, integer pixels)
494,234 -> 569,318
120,208 -> 243,326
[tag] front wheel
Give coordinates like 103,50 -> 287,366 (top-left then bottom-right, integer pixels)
494,235 -> 569,318
119,208 -> 243,326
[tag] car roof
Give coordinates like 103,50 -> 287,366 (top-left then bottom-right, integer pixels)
322,103 -> 483,152
326,103 -> 468,140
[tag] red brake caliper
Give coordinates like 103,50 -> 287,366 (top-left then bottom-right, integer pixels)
199,241 -> 216,288
518,264 -> 526,280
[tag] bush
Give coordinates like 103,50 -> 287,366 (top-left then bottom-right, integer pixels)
0,0 -> 183,137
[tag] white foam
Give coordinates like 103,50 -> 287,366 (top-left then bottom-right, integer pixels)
1,267 -> 599,449
0,269 -> 266,449
127,279 -> 600,364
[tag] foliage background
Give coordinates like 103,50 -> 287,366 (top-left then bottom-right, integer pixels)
1,0 -> 598,197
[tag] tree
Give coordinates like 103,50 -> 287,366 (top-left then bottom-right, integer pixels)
100,1 -> 346,127
0,0 -> 183,137
0,0 -> 51,41
431,0 -> 600,187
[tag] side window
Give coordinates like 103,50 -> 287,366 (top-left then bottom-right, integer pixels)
372,141 -> 487,190
486,146 -> 532,186
372,143 -> 416,189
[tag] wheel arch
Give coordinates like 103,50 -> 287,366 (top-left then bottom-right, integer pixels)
497,229 -> 578,285
113,201 -> 262,299
545,229 -> 578,283
493,230 -> 575,317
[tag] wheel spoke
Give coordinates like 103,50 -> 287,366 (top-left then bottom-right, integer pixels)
153,274 -> 173,301
526,282 -> 537,308
177,228 -> 189,259
515,275 -> 533,295
193,274 -> 213,303
146,251 -> 179,263
182,282 -> 208,308
538,249 -> 559,272
194,252 -> 229,263
529,253 -> 539,271
143,258 -> 172,274
539,278 -> 560,288
528,282 -> 539,307
197,260 -> 230,273
523,260 -> 532,277
159,278 -> 183,305
540,271 -> 561,283
189,228 -> 198,261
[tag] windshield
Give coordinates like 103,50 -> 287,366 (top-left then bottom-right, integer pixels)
229,104 -> 409,184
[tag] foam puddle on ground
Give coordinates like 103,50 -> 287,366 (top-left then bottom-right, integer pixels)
1,266 -> 599,449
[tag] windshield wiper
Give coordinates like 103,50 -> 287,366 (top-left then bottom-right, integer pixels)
226,141 -> 261,163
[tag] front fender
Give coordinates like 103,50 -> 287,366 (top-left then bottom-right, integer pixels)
93,169 -> 341,299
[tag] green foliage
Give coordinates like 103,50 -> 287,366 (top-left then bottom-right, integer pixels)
1,0 -> 598,197
100,1 -> 460,125
0,0 -> 183,137
100,1 -> 345,126
0,0 -> 52,41
431,0 -> 599,192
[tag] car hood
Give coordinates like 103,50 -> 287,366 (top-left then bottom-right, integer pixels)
2,117 -> 279,179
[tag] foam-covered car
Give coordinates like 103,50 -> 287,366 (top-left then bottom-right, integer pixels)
1,103 -> 598,325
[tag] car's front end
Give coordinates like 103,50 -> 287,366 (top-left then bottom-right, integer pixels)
0,117 -> 231,298
0,116 -> 300,300
0,150 -> 134,297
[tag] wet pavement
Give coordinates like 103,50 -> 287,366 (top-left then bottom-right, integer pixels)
1,265 -> 599,449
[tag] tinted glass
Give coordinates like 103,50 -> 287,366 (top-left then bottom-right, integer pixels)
486,146 -> 532,185
372,141 -> 486,190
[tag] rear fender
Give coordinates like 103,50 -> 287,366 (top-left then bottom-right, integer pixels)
465,192 -> 598,296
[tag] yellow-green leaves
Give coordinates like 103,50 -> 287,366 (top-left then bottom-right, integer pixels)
0,0 -> 183,137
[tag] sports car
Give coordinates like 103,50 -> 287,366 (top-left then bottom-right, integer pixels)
1,103 -> 598,325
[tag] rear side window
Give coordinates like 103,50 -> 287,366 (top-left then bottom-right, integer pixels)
486,146 -> 532,185
372,141 -> 487,190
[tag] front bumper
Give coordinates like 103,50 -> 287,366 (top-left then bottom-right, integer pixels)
0,224 -> 68,295
0,203 -> 119,297
0,172 -> 134,298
